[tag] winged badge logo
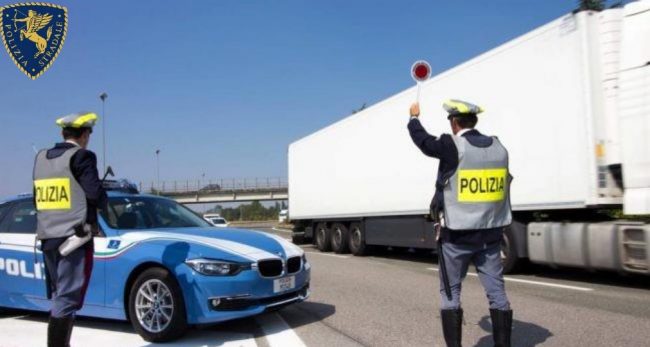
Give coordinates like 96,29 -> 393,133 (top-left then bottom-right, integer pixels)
0,3 -> 68,79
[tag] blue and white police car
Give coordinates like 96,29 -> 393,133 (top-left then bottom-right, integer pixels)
0,182 -> 310,342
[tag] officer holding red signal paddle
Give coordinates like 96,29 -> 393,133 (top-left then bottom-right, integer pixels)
407,59 -> 514,347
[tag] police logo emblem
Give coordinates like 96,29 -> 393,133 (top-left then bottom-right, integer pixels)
0,3 -> 67,79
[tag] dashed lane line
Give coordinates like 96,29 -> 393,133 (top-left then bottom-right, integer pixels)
426,267 -> 594,292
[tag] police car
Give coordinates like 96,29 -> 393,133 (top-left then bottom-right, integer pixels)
0,181 -> 310,342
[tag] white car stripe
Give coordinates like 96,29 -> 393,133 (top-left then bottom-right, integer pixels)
0,244 -> 37,253
263,233 -> 303,258
94,231 -> 303,261
128,232 -> 280,260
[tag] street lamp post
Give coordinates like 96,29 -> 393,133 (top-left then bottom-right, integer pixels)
155,149 -> 160,193
99,92 -> 108,174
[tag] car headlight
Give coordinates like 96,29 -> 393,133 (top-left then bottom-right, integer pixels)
185,258 -> 250,276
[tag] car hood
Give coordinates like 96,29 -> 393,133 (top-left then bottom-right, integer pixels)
116,227 -> 302,261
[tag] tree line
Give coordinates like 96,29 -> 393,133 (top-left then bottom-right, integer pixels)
205,201 -> 288,221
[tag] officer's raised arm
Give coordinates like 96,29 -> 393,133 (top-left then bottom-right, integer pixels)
407,102 -> 446,158
409,99 -> 513,347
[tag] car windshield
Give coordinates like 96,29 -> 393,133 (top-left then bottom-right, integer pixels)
100,196 -> 211,230
212,218 -> 226,224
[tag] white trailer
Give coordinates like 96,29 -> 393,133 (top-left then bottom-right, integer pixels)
288,2 -> 650,274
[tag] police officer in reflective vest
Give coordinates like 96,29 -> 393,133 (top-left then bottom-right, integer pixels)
408,100 -> 513,347
33,112 -> 107,347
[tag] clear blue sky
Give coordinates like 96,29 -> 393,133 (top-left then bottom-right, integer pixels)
0,0 -> 579,196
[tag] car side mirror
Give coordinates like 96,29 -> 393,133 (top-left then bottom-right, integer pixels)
102,166 -> 115,181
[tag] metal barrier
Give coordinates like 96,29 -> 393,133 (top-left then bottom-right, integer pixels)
141,177 -> 288,194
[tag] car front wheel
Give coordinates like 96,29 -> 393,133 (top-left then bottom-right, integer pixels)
128,267 -> 188,342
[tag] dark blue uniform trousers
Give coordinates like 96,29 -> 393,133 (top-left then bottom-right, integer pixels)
42,238 -> 94,318
439,240 -> 510,311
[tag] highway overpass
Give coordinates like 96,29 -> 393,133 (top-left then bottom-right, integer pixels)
141,177 -> 288,204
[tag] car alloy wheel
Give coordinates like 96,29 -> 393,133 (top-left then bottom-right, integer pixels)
135,279 -> 174,333
128,267 -> 187,342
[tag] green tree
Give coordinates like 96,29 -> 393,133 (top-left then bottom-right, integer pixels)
215,201 -> 286,221
351,103 -> 367,114
205,204 -> 223,214
578,0 -> 605,11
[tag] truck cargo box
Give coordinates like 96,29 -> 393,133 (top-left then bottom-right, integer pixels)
289,8 -> 649,220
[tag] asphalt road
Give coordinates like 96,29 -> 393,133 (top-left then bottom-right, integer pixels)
2,224 -> 650,347
263,225 -> 650,347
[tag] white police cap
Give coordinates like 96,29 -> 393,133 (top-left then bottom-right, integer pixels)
55,112 -> 99,128
443,99 -> 484,117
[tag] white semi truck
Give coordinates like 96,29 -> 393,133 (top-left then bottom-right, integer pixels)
288,2 -> 650,274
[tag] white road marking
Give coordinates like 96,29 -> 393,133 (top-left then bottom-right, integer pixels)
266,227 -> 291,240
0,316 -> 257,347
305,251 -> 350,259
256,312 -> 307,347
426,267 -> 594,292
272,227 -> 293,234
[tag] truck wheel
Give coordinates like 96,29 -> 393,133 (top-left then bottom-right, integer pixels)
501,227 -> 520,274
315,223 -> 332,252
348,222 -> 368,256
331,223 -> 350,254
128,267 -> 188,342
292,233 -> 306,245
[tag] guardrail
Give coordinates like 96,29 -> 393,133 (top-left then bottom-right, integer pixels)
140,177 -> 288,194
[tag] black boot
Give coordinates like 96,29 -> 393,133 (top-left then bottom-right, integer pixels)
48,316 -> 74,347
490,309 -> 513,347
441,308 -> 463,347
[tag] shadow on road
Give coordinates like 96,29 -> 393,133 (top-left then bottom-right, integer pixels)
290,301 -> 336,324
474,315 -> 552,347
261,301 -> 338,335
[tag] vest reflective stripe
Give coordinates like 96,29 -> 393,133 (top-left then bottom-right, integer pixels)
33,147 -> 87,240
443,135 -> 512,230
